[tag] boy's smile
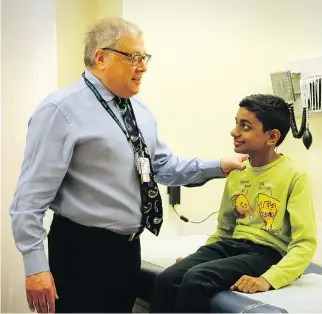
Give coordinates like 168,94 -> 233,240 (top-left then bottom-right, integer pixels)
231,107 -> 270,154
231,107 -> 281,167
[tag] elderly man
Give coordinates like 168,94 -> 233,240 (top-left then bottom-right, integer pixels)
10,17 -> 246,313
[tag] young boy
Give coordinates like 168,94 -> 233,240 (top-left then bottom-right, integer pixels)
150,94 -> 317,313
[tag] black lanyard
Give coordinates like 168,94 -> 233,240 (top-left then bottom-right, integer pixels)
82,73 -> 158,189
82,72 -> 148,160
82,72 -> 135,143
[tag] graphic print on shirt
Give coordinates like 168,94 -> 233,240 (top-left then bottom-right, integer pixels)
257,193 -> 280,232
231,194 -> 255,220
232,180 -> 255,220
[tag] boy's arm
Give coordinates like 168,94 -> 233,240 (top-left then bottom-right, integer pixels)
206,180 -> 237,245
261,173 -> 317,289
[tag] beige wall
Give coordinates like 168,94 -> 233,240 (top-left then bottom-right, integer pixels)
1,0 -> 58,312
95,0 -> 123,20
1,0 -> 122,312
55,0 -> 122,87
123,0 -> 322,263
55,0 -> 95,87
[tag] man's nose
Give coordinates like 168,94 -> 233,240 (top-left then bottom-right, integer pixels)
137,59 -> 147,72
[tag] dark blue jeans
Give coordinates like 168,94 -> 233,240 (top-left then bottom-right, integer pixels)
150,239 -> 282,313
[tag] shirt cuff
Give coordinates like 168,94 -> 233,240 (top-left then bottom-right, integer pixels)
23,250 -> 50,276
200,159 -> 224,179
261,267 -> 287,290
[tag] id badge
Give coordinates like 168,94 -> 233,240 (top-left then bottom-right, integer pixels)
139,157 -> 150,182
135,153 -> 141,173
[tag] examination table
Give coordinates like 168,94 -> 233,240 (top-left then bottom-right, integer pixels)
134,260 -> 322,313
133,233 -> 322,314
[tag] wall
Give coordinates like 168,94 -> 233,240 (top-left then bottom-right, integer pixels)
95,0 -> 123,20
55,0 -> 95,87
122,0 -> 322,263
1,0 -> 122,312
55,0 -> 122,88
1,0 -> 57,312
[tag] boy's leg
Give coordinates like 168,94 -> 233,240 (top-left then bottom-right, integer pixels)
150,242 -> 229,313
174,240 -> 282,313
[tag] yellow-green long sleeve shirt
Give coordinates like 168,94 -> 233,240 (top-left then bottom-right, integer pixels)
206,155 -> 317,289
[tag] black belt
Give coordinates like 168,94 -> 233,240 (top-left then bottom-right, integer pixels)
53,214 -> 144,242
128,228 -> 144,241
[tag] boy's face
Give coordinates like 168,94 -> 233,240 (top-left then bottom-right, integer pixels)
230,107 -> 275,154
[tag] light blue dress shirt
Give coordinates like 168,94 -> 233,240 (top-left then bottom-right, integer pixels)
10,69 -> 223,276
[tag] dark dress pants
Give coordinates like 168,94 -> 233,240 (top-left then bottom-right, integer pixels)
48,214 -> 141,313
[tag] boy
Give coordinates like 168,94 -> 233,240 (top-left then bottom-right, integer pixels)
150,94 -> 317,313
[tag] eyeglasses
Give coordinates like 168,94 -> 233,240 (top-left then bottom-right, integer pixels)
101,48 -> 151,66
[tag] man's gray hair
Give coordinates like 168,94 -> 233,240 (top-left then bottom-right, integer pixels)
84,17 -> 143,67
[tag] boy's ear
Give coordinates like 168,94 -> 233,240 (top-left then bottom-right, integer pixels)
267,129 -> 281,146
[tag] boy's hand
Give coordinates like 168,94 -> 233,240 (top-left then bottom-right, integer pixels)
231,275 -> 271,293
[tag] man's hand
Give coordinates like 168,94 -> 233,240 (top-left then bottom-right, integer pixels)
231,275 -> 271,294
26,271 -> 58,313
220,154 -> 248,176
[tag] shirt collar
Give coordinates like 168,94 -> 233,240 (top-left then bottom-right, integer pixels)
83,68 -> 115,102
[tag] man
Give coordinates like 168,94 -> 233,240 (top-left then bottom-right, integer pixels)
10,17 -> 246,313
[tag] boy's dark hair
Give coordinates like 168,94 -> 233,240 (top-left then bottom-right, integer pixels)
239,94 -> 291,146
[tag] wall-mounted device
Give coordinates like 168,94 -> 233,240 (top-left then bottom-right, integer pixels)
271,71 -> 296,103
167,186 -> 181,206
270,70 -> 321,149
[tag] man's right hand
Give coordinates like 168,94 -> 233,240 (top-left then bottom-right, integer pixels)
220,154 -> 248,176
26,271 -> 58,313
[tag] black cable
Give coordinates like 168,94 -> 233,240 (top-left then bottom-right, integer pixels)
171,204 -> 218,224
289,104 -> 306,138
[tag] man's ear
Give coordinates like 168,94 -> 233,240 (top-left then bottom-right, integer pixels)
94,49 -> 106,69
267,129 -> 281,146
